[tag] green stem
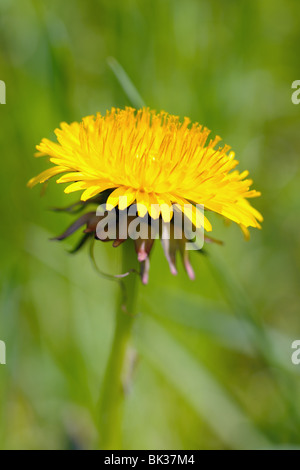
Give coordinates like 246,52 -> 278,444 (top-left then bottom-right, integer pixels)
98,241 -> 139,449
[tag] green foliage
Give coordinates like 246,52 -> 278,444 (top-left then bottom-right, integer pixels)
0,0 -> 300,450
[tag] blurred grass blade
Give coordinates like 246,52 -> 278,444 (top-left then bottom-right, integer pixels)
206,252 -> 300,425
107,57 -> 146,108
136,315 -> 273,450
141,286 -> 300,374
141,288 -> 254,355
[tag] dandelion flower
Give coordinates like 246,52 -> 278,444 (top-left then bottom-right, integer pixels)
28,107 -> 262,283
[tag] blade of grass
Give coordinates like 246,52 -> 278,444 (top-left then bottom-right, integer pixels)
136,315 -> 273,450
206,251 -> 300,427
107,57 -> 146,109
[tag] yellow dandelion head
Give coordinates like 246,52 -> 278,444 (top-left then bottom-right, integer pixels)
28,107 -> 263,236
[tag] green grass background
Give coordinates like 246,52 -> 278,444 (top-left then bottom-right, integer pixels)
0,0 -> 300,449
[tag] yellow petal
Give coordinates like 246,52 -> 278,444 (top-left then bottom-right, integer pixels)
27,166 -> 69,187
64,181 -> 88,194
107,187 -> 128,208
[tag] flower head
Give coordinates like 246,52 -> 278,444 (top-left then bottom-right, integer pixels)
28,107 -> 262,282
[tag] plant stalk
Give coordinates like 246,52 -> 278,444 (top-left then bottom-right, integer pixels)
98,241 -> 139,449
